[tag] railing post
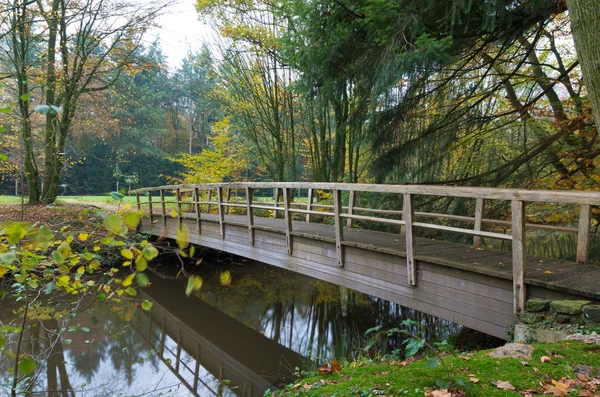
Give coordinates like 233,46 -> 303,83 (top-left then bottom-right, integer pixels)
160,189 -> 166,227
347,190 -> 356,230
207,189 -> 212,213
225,188 -> 232,214
577,204 -> 591,264
175,329 -> 182,372
473,198 -> 484,248
283,187 -> 293,254
217,186 -> 225,239
176,188 -> 182,226
403,193 -> 417,286
193,344 -> 201,392
273,188 -> 280,219
333,189 -> 344,267
194,187 -> 201,234
135,193 -> 140,210
511,200 -> 526,314
246,187 -> 254,245
306,188 -> 313,223
148,193 -> 154,224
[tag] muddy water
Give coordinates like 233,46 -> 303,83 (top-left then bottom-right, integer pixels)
0,259 -> 460,396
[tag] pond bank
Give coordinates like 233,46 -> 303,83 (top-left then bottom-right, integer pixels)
267,341 -> 600,397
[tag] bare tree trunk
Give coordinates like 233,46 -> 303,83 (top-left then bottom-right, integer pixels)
568,0 -> 600,128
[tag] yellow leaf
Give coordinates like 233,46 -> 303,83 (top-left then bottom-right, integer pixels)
121,249 -> 134,260
78,233 -> 89,241
76,266 -> 85,275
66,235 -> 74,243
171,209 -> 178,218
122,273 -> 135,287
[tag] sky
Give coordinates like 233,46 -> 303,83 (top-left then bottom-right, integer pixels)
152,0 -> 217,70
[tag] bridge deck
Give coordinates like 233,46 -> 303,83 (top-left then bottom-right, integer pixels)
141,210 -> 600,340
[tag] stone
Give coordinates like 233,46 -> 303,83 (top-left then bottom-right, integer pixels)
489,343 -> 533,360
514,324 -> 569,344
555,313 -> 584,325
567,332 -> 600,345
520,311 -> 543,324
526,298 -> 551,313
551,300 -> 591,315
583,305 -> 600,323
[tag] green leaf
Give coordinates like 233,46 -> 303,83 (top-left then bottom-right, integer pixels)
103,214 -> 122,234
110,191 -> 125,201
142,245 -> 159,261
81,327 -> 90,332
135,256 -> 147,272
405,338 -> 425,357
121,249 -> 133,260
141,300 -> 153,310
0,336 -> 4,350
0,106 -> 10,114
45,282 -> 55,295
185,275 -> 203,297
19,93 -> 30,101
0,154 -> 7,161
125,287 -> 137,296
124,212 -> 140,229
0,252 -> 17,265
136,273 -> 149,287
18,356 -> 35,375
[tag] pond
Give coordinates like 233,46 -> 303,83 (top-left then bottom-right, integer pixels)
0,257 -> 461,396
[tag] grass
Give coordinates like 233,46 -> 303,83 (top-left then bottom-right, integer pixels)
0,195 -> 138,206
267,341 -> 600,396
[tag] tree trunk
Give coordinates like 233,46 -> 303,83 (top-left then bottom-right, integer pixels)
568,0 -> 600,128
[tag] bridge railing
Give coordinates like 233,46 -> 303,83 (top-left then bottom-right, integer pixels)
132,183 -> 600,314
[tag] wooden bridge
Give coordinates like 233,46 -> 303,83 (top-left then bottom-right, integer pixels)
132,182 -> 600,339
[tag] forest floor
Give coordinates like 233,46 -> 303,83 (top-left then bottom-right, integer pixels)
268,341 -> 600,397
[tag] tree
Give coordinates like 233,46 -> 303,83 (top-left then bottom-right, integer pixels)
1,0 -> 170,203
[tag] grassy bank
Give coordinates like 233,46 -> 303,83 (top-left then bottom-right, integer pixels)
268,341 -> 600,396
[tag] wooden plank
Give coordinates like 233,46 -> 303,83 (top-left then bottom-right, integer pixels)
403,193 -> 417,286
133,182 -> 600,205
225,188 -> 232,214
333,189 -> 344,267
306,188 -> 313,223
194,187 -> 202,234
511,200 -> 526,314
160,189 -> 166,227
136,193 -> 141,211
473,198 -> 484,248
207,189 -> 212,213
289,208 -> 334,216
342,213 -> 405,226
218,187 -> 225,239
283,188 -> 293,254
577,204 -> 591,264
347,190 -> 356,229
246,187 -> 254,245
412,222 -> 512,240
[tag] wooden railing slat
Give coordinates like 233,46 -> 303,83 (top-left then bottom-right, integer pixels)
577,204 -> 591,264
246,187 -> 254,245
194,187 -> 201,234
333,189 -> 344,267
403,193 -> 417,286
511,200 -> 526,314
283,188 -> 293,254
347,190 -> 355,230
473,198 -> 484,248
217,187 -> 224,239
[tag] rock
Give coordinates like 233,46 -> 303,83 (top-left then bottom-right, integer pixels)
526,298 -> 551,313
488,343 -> 533,360
551,300 -> 591,315
567,332 -> 600,345
583,305 -> 600,323
520,311 -> 543,324
513,324 -> 570,344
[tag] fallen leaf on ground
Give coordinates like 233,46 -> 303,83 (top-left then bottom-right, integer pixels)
542,379 -> 572,396
469,377 -> 479,383
424,389 -> 452,397
492,380 -> 516,390
390,360 -> 408,367
544,270 -> 555,274
521,361 -> 529,366
541,356 -> 553,363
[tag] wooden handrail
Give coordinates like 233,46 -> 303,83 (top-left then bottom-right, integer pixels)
134,182 -> 599,315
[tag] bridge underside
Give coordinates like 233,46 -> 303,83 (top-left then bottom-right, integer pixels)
140,215 -> 600,340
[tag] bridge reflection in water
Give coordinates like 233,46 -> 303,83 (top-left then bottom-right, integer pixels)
130,262 -> 461,396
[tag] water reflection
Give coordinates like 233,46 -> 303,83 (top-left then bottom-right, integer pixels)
0,259 -> 460,396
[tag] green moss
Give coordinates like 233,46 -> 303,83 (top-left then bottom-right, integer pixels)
267,342 -> 600,397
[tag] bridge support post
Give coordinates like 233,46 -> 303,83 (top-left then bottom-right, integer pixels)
283,188 -> 293,254
135,193 -> 140,210
207,189 -> 212,213
333,189 -> 344,267
403,193 -> 417,286
148,193 -> 154,224
511,200 -> 526,314
218,187 -> 225,238
176,188 -> 182,227
194,187 -> 201,234
273,188 -> 280,219
347,190 -> 356,230
246,187 -> 254,245
225,188 -> 232,214
473,198 -> 484,248
577,204 -> 591,264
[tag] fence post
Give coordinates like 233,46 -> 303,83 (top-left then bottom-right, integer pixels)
283,187 -> 293,254
225,188 -> 232,214
176,188 -> 182,227
217,187 -> 225,238
136,193 -> 140,210
473,198 -> 484,248
273,188 -> 280,219
403,193 -> 417,286
347,190 -> 355,230
148,193 -> 154,224
207,189 -> 212,213
306,188 -> 313,223
333,189 -> 344,267
194,187 -> 201,234
511,200 -> 526,314
246,187 -> 254,245
577,204 -> 591,264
